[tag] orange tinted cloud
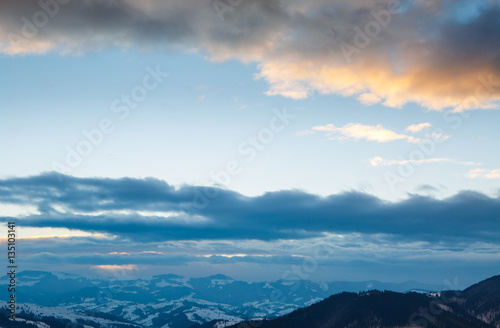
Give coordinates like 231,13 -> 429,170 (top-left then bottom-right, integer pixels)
1,0 -> 499,111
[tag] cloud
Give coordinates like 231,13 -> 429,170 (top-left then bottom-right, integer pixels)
358,93 -> 382,106
406,123 -> 431,133
415,184 -> 439,193
429,132 -> 451,143
1,173 -> 500,244
25,250 -> 309,267
369,156 -> 481,167
307,123 -> 420,143
95,264 -> 138,271
467,168 -> 500,179
0,0 -> 500,110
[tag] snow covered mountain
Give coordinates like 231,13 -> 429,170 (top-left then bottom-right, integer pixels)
230,275 -> 500,328
0,271 -> 445,328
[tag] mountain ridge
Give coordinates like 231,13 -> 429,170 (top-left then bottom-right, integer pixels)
1,271 -> 497,328
227,275 -> 500,328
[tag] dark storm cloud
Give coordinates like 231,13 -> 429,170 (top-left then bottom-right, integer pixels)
1,173 -> 499,243
1,0 -> 500,110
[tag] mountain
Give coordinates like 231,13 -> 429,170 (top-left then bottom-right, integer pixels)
228,276 -> 500,328
460,275 -> 500,328
0,303 -> 141,328
0,271 -> 446,328
227,291 -> 492,328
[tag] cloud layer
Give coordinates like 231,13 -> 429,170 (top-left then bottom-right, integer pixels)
1,173 -> 499,281
369,156 -> 480,167
1,0 -> 500,110
467,168 -> 500,179
1,173 -> 499,244
406,123 -> 431,133
305,123 -> 420,143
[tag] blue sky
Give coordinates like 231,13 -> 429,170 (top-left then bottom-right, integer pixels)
1,50 -> 499,199
0,0 -> 499,285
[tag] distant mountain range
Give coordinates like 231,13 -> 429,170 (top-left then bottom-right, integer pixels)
0,271 -> 496,328
227,275 -> 500,328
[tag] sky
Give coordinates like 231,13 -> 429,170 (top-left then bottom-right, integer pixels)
0,0 -> 499,286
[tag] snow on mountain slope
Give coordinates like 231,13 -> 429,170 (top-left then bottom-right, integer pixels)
0,271 -> 446,328
0,303 -> 142,328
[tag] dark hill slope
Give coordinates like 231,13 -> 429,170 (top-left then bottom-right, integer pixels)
229,289 -> 494,328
